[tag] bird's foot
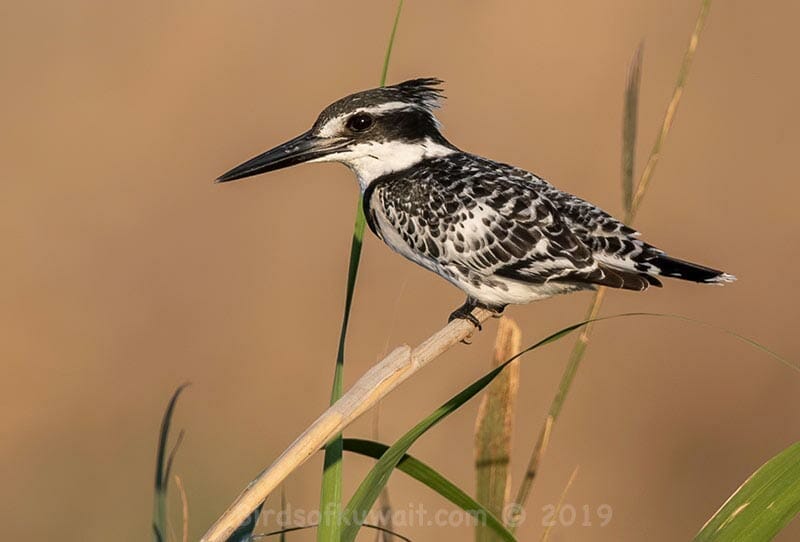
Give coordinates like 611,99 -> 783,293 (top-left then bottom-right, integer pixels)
448,301 -> 482,330
448,299 -> 484,344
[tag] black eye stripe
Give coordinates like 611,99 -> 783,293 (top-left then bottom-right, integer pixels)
346,113 -> 374,132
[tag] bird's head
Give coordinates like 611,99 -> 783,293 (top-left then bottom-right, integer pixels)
216,78 -> 457,190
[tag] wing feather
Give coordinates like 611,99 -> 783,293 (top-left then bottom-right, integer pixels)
365,153 -> 659,293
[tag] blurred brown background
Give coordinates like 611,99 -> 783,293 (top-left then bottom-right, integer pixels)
2,1 -> 799,540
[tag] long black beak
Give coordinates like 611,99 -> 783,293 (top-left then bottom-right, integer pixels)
216,130 -> 344,183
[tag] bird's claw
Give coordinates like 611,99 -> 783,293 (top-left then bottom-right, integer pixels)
448,303 -> 483,340
448,310 -> 482,330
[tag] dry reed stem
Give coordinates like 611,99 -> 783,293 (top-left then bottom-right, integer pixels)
475,317 -> 521,542
174,475 -> 188,542
200,308 -> 494,542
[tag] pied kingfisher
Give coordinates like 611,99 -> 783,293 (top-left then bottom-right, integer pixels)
217,78 -> 734,326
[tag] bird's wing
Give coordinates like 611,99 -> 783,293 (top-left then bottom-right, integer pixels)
445,176 -> 653,290
444,179 -> 598,282
535,183 -> 665,274
366,155 -> 650,290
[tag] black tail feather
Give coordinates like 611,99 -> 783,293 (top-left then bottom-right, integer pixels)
650,255 -> 735,284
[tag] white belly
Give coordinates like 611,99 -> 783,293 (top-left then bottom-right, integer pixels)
455,276 -> 586,307
371,206 -> 584,307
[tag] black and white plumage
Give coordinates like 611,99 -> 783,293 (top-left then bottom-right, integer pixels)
218,78 -> 734,323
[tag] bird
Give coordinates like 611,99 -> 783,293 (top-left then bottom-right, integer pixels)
216,78 -> 735,327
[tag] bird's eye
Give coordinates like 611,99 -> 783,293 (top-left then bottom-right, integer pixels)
346,113 -> 374,132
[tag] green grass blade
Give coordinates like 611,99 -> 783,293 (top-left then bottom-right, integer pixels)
694,442 -> 800,542
342,313 -> 794,541
622,43 -> 643,220
475,318 -> 521,542
644,313 -> 799,373
380,0 -> 404,87
341,317 -> 613,542
153,383 -> 190,542
317,3 -> 404,540
343,438 -> 516,542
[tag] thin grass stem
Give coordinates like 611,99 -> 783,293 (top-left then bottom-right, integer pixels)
318,3 -> 404,539
511,0 -> 713,518
539,466 -> 579,542
629,0 -> 712,222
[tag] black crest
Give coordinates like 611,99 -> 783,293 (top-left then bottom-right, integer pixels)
314,78 -> 445,128
386,78 -> 445,111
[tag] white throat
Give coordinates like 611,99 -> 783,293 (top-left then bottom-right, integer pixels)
313,138 -> 456,192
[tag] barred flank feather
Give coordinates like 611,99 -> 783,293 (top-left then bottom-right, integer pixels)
570,264 -> 661,292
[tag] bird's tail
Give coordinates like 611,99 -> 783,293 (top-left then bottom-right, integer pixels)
649,254 -> 736,284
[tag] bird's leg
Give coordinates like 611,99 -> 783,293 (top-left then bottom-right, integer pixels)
448,297 -> 483,330
490,304 -> 507,319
